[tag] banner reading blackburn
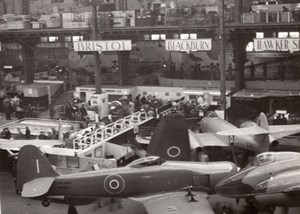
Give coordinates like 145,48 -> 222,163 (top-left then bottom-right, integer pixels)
165,39 -> 212,52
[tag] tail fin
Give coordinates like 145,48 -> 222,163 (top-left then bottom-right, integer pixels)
16,145 -> 59,192
254,112 -> 270,153
147,113 -> 191,161
256,112 -> 269,131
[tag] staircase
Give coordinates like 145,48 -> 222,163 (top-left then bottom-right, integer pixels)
73,111 -> 153,156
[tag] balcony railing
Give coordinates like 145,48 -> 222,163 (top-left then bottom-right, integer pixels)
1,10 -> 300,32
242,11 -> 300,24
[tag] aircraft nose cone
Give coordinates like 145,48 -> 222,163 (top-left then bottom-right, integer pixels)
215,169 -> 255,198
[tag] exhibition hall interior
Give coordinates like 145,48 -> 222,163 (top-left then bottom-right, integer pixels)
1,0 -> 300,214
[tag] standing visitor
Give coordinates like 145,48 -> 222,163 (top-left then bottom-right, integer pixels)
249,62 -> 256,81
262,63 -> 267,81
227,63 -> 233,80
25,127 -> 31,139
278,61 -> 286,81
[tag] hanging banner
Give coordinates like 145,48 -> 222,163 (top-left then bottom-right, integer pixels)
73,40 -> 132,52
165,39 -> 212,52
254,38 -> 300,53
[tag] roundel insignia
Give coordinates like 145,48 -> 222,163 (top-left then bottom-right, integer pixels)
104,174 -> 125,195
229,135 -> 234,145
167,146 -> 181,158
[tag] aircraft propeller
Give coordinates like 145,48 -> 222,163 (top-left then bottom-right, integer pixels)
230,143 -> 239,167
67,205 -> 78,214
186,186 -> 198,202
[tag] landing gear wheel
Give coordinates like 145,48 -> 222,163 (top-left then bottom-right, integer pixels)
42,199 -> 50,207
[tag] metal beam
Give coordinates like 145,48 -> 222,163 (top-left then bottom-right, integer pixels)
219,0 -> 227,114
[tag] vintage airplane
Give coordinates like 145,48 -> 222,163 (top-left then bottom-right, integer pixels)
195,111 -> 300,154
215,151 -> 300,213
17,145 -> 237,214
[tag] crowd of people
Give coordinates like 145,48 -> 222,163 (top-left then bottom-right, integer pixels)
108,94 -> 163,119
1,92 -> 35,120
0,126 -> 59,140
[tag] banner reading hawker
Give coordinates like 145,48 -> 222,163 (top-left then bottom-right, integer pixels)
165,39 -> 212,52
254,38 -> 300,53
73,40 -> 132,52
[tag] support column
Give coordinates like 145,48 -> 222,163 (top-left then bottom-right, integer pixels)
118,51 -> 130,86
230,31 -> 254,91
234,0 -> 245,23
92,4 -> 101,94
22,41 -> 35,84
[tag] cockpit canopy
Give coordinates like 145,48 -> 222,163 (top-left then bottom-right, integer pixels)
246,152 -> 299,168
206,111 -> 218,118
127,156 -> 166,168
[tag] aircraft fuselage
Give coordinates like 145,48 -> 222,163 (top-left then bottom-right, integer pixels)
45,161 -> 236,200
216,152 -> 300,207
200,117 -> 259,152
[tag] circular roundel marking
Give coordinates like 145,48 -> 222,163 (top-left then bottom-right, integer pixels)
229,135 -> 235,145
104,174 -> 125,195
167,146 -> 181,158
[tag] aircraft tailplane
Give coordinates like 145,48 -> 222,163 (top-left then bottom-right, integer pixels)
254,112 -> 270,153
147,113 -> 191,161
17,145 -> 59,193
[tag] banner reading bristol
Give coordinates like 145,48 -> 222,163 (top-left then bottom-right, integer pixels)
254,38 -> 300,53
73,40 -> 132,52
165,39 -> 212,52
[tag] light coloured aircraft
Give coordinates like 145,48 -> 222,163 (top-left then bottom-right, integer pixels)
17,145 -> 237,214
194,112 -> 300,154
215,151 -> 300,214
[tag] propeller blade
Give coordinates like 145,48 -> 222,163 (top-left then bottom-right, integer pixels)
230,145 -> 239,167
68,205 -> 78,214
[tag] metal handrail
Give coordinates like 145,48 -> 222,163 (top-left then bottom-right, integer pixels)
72,111 -> 149,151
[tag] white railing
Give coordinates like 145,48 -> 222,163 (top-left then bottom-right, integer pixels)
73,111 -> 150,152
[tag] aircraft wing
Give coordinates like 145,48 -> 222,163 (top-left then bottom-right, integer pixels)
0,139 -> 64,151
131,191 -> 214,214
269,124 -> 300,139
189,131 -> 229,149
216,126 -> 269,136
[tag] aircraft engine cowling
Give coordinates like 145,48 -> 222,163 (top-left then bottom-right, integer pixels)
255,172 -> 300,207
255,193 -> 300,207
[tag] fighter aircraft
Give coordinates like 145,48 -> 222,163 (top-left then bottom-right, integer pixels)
17,145 -> 237,214
195,111 -> 300,154
215,151 -> 300,213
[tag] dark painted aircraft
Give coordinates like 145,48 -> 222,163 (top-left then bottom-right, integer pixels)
215,151 -> 300,213
17,145 -> 237,214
